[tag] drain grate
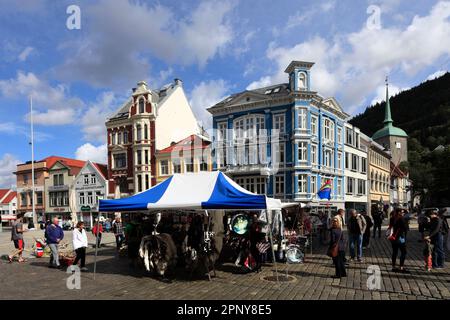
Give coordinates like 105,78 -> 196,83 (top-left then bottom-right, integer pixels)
261,275 -> 296,282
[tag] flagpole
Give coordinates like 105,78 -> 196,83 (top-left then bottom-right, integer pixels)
30,95 -> 36,225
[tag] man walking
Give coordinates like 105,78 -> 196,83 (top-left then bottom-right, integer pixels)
362,211 -> 373,249
46,217 -> 64,269
348,209 -> 366,262
425,210 -> 445,269
8,214 -> 26,263
372,207 -> 384,238
112,217 -> 125,250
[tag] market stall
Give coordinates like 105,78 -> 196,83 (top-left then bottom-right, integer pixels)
98,171 -> 289,280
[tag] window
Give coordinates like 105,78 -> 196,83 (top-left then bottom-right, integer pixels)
351,154 -> 358,171
139,98 -> 145,113
111,133 -> 116,145
136,124 -> 142,141
311,115 -> 318,136
90,174 -> 96,184
145,175 -> 149,190
36,192 -> 43,205
235,177 -> 266,194
346,128 -> 353,145
199,161 -> 208,171
298,72 -> 307,90
324,118 -> 332,140
358,179 -> 366,195
144,124 -> 148,140
298,174 -> 307,193
50,192 -> 56,207
95,191 -> 102,204
113,153 -> 126,169
160,160 -> 169,175
310,176 -> 317,195
337,127 -> 342,144
117,132 -> 122,145
216,122 -> 227,167
137,150 -> 142,165
298,109 -> 307,129
337,179 -> 342,196
173,161 -> 181,173
53,174 -> 64,186
361,158 -> 367,174
273,114 -> 285,134
275,175 -> 285,195
273,142 -> 285,164
298,142 -> 307,162
323,149 -> 332,167
87,192 -> 93,205
23,174 -> 29,184
355,133 -> 360,148
137,175 -> 142,193
145,150 -> 149,165
123,131 -> 128,144
84,174 -> 89,185
311,144 -> 317,165
217,122 -> 227,141
337,152 -> 342,169
79,192 -> 85,205
346,177 -> 354,194
345,152 -> 350,169
185,160 -> 194,173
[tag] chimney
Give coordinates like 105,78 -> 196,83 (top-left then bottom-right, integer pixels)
132,88 -> 136,93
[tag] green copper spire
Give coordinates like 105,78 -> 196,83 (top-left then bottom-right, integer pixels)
383,77 -> 393,125
372,76 -> 408,140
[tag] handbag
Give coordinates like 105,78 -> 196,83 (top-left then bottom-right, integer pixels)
388,229 -> 399,242
327,232 -> 342,258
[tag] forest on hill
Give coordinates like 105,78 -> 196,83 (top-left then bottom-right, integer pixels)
350,72 -> 450,207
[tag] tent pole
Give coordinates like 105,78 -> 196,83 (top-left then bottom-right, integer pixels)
93,211 -> 100,280
265,209 -> 279,284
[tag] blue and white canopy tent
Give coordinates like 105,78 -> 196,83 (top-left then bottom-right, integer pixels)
99,171 -> 282,212
98,171 -> 288,280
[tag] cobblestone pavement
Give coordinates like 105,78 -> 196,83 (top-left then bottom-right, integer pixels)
0,225 -> 449,300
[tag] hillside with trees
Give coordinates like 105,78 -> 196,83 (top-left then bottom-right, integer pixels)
350,72 -> 450,207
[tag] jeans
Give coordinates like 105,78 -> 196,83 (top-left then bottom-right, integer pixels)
391,240 -> 406,267
48,243 -> 60,267
73,247 -> 86,268
432,233 -> 445,268
349,234 -> 363,259
115,234 -> 125,249
332,250 -> 346,277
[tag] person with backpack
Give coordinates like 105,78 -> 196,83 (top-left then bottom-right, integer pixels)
347,209 -> 367,263
388,208 -> 408,273
8,214 -> 27,263
424,210 -> 445,269
362,211 -> 373,249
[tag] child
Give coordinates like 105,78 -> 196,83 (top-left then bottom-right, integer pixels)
423,238 -> 433,271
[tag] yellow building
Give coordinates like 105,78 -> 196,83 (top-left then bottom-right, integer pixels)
362,134 -> 391,214
155,134 -> 212,184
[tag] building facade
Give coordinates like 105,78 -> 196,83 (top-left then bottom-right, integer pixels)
208,61 -> 348,212
44,158 -> 85,223
155,134 -> 212,184
74,161 -> 108,227
0,189 -> 17,226
343,124 -> 368,213
106,79 -> 201,198
390,162 -> 411,209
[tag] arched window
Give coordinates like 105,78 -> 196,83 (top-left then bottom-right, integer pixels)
136,124 -> 142,141
139,98 -> 145,114
144,124 -> 148,140
298,72 -> 307,90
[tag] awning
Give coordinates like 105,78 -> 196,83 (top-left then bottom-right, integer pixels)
99,171 -> 282,212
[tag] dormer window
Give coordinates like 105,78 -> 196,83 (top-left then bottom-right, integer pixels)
139,98 -> 145,114
298,72 -> 307,90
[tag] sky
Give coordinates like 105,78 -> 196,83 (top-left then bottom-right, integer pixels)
0,0 -> 449,188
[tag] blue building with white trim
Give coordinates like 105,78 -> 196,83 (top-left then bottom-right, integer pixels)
207,61 -> 349,212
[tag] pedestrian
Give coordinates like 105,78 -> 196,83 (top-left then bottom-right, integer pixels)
112,217 -> 125,250
423,237 -> 433,272
388,208 -> 408,273
362,211 -> 373,249
418,210 -> 430,242
347,209 -> 366,262
105,219 -> 111,233
424,210 -> 445,269
46,217 -> 64,269
372,206 -> 383,238
72,221 -> 88,272
92,219 -> 103,248
336,209 -> 347,264
329,217 -> 346,278
8,213 -> 27,263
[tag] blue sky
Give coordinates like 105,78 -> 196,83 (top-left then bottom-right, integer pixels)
1,0 -> 449,188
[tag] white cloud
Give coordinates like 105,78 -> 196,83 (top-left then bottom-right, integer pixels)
370,83 -> 408,105
81,92 -> 120,142
248,1 -> 450,114
0,71 -> 84,125
426,69 -> 447,80
18,46 -> 34,61
75,143 -> 107,164
189,79 -> 230,128
56,0 -> 235,88
0,154 -> 21,188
